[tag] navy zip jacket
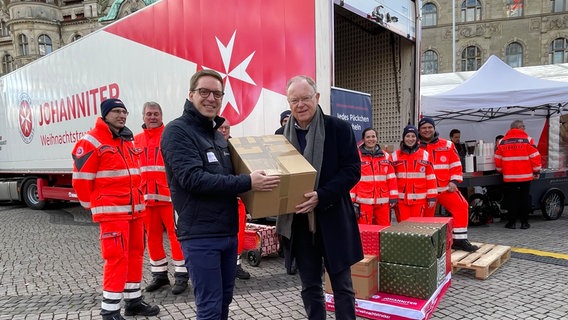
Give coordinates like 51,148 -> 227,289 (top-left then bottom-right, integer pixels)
161,99 -> 251,240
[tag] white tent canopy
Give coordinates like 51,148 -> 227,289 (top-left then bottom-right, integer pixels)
420,55 -> 568,122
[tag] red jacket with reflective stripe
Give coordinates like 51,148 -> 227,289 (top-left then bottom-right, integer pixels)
420,136 -> 463,192
72,117 -> 145,222
350,146 -> 398,205
391,145 -> 438,204
495,128 -> 542,182
134,124 -> 171,206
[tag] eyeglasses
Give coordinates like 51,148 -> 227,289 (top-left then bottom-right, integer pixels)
288,93 -> 316,106
109,109 -> 129,115
192,88 -> 224,100
219,125 -> 230,131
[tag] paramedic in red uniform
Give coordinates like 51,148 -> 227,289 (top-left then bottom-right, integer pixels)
495,120 -> 542,230
418,117 -> 479,252
134,101 -> 189,294
350,128 -> 398,225
217,119 -> 251,280
391,125 -> 437,222
72,98 -> 160,320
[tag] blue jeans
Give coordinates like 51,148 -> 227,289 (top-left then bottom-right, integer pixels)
180,236 -> 237,320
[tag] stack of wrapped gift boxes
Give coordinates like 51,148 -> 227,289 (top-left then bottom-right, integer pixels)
324,218 -> 453,320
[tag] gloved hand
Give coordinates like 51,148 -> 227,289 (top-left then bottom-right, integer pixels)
353,203 -> 361,219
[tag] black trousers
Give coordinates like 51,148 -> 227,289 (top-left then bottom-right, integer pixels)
504,181 -> 532,224
291,214 -> 356,320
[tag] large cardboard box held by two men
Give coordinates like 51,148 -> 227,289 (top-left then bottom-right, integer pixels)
228,135 -> 317,219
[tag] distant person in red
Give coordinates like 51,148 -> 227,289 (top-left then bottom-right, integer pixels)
418,117 -> 478,252
72,98 -> 160,320
217,119 -> 251,280
495,120 -> 542,230
350,128 -> 398,225
134,101 -> 189,295
391,125 -> 437,222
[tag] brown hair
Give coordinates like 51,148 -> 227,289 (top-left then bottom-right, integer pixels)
189,70 -> 224,91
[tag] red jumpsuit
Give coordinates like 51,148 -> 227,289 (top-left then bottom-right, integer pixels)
350,146 -> 398,225
237,199 -> 246,255
420,136 -> 470,240
391,144 -> 437,222
134,124 -> 187,279
72,117 -> 145,314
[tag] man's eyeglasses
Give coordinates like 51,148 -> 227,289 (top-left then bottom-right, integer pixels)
192,88 -> 224,100
288,93 -> 316,106
110,109 -> 129,116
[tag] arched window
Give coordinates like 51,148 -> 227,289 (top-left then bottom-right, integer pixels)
38,34 -> 52,56
549,38 -> 568,64
71,34 -> 82,42
506,0 -> 523,17
18,34 -> 29,56
505,42 -> 523,67
551,0 -> 568,13
422,50 -> 438,74
461,46 -> 482,71
2,54 -> 14,74
461,0 -> 482,22
422,3 -> 437,27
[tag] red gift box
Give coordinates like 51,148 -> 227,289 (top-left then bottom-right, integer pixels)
358,224 -> 388,256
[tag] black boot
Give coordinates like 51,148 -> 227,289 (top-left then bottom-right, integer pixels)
171,272 -> 189,295
124,297 -> 160,316
101,310 -> 125,320
145,272 -> 170,292
235,264 -> 251,280
451,239 -> 479,252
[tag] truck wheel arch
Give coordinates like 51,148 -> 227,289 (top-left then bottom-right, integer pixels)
21,178 -> 47,210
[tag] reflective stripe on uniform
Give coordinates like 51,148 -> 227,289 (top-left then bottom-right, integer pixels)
72,172 -> 96,180
140,165 -> 166,173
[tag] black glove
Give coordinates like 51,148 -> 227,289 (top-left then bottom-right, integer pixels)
353,203 -> 361,219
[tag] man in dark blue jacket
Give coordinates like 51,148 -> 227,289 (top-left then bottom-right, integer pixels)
276,75 -> 363,320
160,70 -> 279,320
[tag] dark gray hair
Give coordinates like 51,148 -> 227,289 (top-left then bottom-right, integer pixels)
142,101 -> 162,115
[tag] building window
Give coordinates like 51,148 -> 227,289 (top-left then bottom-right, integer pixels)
38,34 -> 53,56
422,50 -> 438,74
505,42 -> 523,67
422,3 -> 437,27
461,0 -> 482,22
506,0 -> 523,17
72,34 -> 82,42
461,46 -> 482,71
0,21 -> 9,37
18,34 -> 29,56
551,0 -> 568,13
2,54 -> 14,74
549,38 -> 568,64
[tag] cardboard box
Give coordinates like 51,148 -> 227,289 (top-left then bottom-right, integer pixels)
357,224 -> 388,256
380,224 -> 439,267
228,135 -> 317,218
379,261 -> 438,300
405,217 -> 454,274
325,255 -> 378,300
325,273 -> 452,320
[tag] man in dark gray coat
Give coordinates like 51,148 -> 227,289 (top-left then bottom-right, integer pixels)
276,75 -> 363,320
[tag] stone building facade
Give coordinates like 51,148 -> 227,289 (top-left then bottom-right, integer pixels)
0,0 -> 152,76
421,0 -> 568,74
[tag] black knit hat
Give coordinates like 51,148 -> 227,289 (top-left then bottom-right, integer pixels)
402,125 -> 418,138
100,98 -> 127,119
280,110 -> 291,125
418,117 -> 435,129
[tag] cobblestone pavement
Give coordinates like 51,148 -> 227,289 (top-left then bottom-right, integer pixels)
1,203 -> 567,319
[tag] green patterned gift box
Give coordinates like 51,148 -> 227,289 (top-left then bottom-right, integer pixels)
379,261 -> 438,300
398,221 -> 447,258
380,224 -> 439,267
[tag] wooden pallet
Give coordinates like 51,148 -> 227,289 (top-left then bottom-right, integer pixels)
451,242 -> 511,280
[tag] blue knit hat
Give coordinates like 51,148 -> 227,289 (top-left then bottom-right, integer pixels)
402,125 -> 418,138
418,117 -> 435,129
100,98 -> 127,119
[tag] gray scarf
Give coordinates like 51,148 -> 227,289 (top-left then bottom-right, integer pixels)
276,106 -> 325,238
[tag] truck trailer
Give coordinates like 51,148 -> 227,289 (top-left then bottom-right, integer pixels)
0,0 -> 421,209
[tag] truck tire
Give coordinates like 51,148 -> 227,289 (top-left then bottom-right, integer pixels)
22,179 -> 46,210
540,189 -> 564,220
